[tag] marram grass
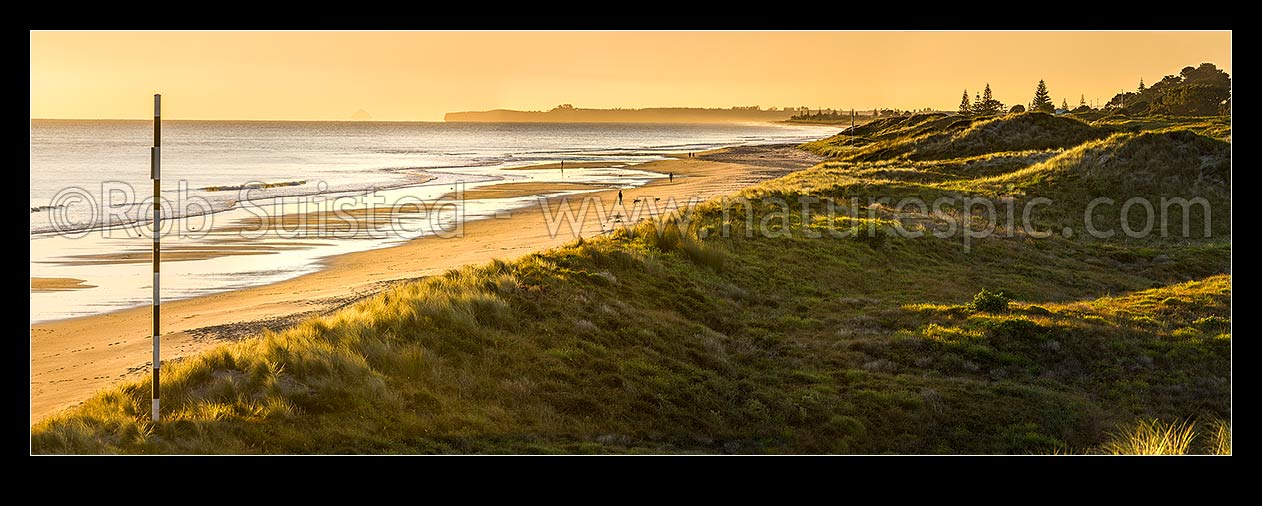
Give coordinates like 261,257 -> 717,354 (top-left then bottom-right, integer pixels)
1100,418 -> 1230,455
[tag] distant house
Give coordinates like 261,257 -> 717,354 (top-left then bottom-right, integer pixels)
1054,109 -> 1069,115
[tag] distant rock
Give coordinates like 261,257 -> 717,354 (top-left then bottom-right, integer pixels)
351,109 -> 372,121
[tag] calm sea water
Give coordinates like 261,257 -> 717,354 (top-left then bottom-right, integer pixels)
30,120 -> 838,322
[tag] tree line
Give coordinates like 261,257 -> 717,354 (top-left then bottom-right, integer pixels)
958,84 -> 1005,116
957,62 -> 1229,118
1107,63 -> 1230,116
789,108 -> 933,121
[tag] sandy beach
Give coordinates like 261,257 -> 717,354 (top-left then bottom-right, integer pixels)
29,145 -> 822,424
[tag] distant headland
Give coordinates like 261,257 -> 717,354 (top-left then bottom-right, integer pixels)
445,104 -> 803,123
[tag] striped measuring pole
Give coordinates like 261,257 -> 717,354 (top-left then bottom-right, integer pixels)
151,94 -> 161,422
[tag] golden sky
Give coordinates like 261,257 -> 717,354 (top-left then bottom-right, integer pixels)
30,31 -> 1231,121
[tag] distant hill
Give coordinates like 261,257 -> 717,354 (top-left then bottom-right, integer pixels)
445,105 -> 797,123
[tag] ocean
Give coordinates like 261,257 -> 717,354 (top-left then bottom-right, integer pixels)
30,120 -> 838,322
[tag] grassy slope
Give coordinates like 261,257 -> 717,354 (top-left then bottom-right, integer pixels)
32,114 -> 1231,454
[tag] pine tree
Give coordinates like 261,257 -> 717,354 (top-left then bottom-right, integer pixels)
969,83 -> 1003,115
1079,94 -> 1086,107
1137,78 -> 1146,93
1061,98 -> 1069,111
1031,80 -> 1054,113
959,89 -> 971,115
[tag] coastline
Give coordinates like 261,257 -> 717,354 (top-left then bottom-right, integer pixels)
29,144 -> 823,424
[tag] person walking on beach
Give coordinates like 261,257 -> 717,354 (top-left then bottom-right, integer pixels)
669,172 -> 674,183
560,160 -> 564,178
617,190 -> 623,206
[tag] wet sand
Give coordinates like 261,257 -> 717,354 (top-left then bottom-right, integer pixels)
502,162 -> 619,171
444,182 -> 614,200
31,278 -> 97,292
48,247 -> 287,266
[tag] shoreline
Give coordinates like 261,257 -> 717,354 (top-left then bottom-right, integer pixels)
29,144 -> 823,424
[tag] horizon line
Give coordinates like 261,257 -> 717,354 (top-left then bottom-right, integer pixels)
31,117 -> 450,123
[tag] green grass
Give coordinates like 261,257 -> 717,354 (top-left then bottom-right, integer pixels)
31,114 -> 1230,454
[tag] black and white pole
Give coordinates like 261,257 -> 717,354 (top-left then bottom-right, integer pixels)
151,94 -> 161,422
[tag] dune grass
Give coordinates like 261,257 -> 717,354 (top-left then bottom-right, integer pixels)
803,113 -> 1108,163
1090,115 -> 1231,141
1100,418 -> 1230,455
31,113 -> 1230,454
